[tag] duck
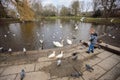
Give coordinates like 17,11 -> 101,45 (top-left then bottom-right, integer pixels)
67,39 -> 72,45
53,40 -> 64,47
23,48 -> 26,54
48,51 -> 56,59
56,51 -> 63,59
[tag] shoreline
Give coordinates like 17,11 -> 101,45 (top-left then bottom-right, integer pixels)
0,17 -> 120,24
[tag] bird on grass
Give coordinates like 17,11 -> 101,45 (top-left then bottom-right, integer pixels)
56,51 -> 63,59
20,69 -> 25,80
85,64 -> 94,72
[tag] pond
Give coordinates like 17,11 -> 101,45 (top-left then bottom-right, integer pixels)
0,19 -> 120,52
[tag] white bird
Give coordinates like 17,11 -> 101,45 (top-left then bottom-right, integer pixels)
80,17 -> 85,22
56,51 -> 63,59
8,48 -> 12,52
4,35 -> 7,37
48,51 -> 56,59
67,39 -> 72,45
60,25 -> 62,28
108,34 -> 112,37
39,40 -> 43,43
110,19 -> 114,22
13,34 -> 16,36
75,26 -> 78,30
53,40 -> 64,47
57,59 -> 61,66
23,48 -> 26,54
0,47 -> 3,50
112,36 -> 115,39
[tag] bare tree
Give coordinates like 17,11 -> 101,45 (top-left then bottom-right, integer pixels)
71,0 -> 80,16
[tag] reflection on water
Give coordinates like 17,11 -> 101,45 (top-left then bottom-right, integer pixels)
0,19 -> 120,52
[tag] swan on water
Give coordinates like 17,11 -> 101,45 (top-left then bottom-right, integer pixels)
53,40 -> 64,47
80,17 -> 85,22
39,40 -> 43,43
48,51 -> 56,59
56,51 -> 63,59
75,24 -> 78,30
67,39 -> 72,45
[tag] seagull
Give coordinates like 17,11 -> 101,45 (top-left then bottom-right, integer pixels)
0,47 -> 3,50
108,34 -> 112,37
4,35 -> 7,37
57,59 -> 61,66
20,69 -> 25,80
8,48 -> 12,54
23,48 -> 26,54
56,51 -> 63,59
48,51 -> 56,59
112,36 -> 115,39
67,39 -> 72,45
39,40 -> 43,43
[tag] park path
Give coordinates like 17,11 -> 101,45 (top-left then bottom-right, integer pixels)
0,43 -> 120,80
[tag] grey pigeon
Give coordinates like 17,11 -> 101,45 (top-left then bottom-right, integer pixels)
72,53 -> 78,60
85,64 -> 94,72
20,69 -> 25,80
71,71 -> 82,78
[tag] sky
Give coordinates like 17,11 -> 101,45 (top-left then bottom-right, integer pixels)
41,0 -> 93,11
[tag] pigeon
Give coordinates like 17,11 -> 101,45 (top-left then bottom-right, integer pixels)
72,53 -> 78,60
85,64 -> 94,72
71,71 -> 82,78
20,69 -> 25,80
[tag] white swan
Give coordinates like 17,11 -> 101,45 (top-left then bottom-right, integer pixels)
75,24 -> 78,30
80,17 -> 85,22
39,40 -> 43,43
0,47 -> 3,50
23,48 -> 26,53
67,39 -> 72,45
60,25 -> 62,28
56,51 -> 63,59
48,51 -> 56,59
53,40 -> 64,47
